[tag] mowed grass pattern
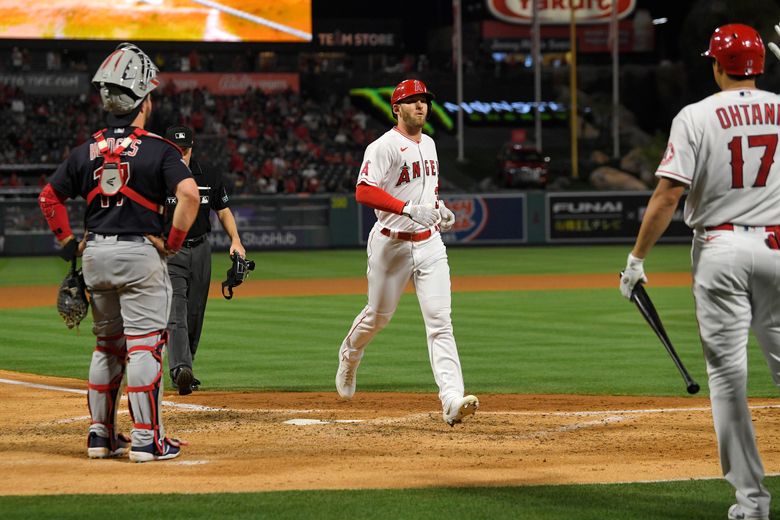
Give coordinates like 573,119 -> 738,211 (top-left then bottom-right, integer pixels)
2,245 -> 779,518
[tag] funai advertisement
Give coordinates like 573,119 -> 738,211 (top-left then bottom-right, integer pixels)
546,192 -> 691,243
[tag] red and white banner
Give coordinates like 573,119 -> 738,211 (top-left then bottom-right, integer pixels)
157,73 -> 299,95
487,0 -> 636,25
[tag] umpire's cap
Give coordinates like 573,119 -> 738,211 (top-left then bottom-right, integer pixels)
165,126 -> 194,148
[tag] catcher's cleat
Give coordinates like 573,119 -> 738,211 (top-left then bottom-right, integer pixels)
87,432 -> 131,459
443,395 -> 479,426
172,366 -> 194,396
129,437 -> 183,463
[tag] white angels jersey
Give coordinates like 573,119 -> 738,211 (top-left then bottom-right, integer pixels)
657,88 -> 780,229
356,127 -> 439,231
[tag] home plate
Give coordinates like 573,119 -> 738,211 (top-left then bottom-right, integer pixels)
284,419 -> 364,426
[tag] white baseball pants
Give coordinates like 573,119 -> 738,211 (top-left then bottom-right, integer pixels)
340,225 -> 466,408
692,227 -> 780,518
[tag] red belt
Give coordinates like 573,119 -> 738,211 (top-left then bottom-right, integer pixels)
380,228 -> 432,242
705,223 -> 780,233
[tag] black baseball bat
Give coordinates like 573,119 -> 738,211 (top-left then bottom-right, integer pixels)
629,281 -> 700,394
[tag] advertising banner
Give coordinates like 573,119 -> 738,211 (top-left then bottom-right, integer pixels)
360,194 -> 526,245
546,191 -> 691,243
487,0 -> 636,25
0,72 -> 90,95
157,73 -> 300,94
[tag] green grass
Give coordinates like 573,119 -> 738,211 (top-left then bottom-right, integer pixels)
2,244 -> 775,396
0,244 -> 692,286
0,477 -> 770,520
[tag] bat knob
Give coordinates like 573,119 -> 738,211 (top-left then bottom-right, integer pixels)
687,383 -> 700,395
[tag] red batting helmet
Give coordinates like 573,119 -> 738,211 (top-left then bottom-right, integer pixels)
702,24 -> 765,76
390,79 -> 435,105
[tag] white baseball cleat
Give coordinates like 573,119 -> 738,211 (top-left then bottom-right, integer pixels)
728,504 -> 769,520
443,395 -> 479,426
335,347 -> 359,400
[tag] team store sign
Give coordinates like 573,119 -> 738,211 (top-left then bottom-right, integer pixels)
487,0 -> 636,24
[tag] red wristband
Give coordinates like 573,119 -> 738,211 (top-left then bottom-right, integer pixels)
166,226 -> 187,252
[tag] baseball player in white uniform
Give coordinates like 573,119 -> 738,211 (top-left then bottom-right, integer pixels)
335,79 -> 479,426
620,25 -> 780,520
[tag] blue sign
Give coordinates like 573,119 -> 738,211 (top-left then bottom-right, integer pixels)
359,194 -> 526,245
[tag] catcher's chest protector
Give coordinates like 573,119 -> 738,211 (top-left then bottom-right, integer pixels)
86,129 -> 163,214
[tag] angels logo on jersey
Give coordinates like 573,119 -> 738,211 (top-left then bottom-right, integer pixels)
395,160 -> 438,186
396,163 -> 411,186
360,160 -> 370,177
660,142 -> 675,166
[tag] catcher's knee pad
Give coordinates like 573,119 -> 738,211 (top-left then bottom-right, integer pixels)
125,331 -> 167,451
87,334 -> 127,445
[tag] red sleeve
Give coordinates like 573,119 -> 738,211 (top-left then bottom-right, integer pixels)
355,183 -> 406,214
38,183 -> 73,241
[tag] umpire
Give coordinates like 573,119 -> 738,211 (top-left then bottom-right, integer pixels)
164,125 -> 245,395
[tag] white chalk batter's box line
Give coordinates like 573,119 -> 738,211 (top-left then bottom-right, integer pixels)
5,377 -> 780,419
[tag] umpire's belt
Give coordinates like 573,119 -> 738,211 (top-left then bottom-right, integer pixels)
380,227 -> 432,242
704,223 -> 780,233
182,234 -> 207,248
86,233 -> 145,243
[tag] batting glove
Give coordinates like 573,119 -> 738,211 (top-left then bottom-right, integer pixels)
620,253 -> 647,300
770,24 -> 780,62
403,203 -> 440,228
438,201 -> 456,232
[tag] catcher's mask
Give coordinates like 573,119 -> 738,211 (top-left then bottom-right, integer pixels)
222,252 -> 255,300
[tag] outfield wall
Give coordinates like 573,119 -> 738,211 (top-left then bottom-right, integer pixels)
0,191 -> 690,255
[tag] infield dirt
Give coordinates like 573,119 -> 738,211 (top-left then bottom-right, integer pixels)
5,271 -> 778,496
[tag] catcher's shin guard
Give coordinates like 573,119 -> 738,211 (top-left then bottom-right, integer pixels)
87,334 -> 127,452
125,331 -> 167,452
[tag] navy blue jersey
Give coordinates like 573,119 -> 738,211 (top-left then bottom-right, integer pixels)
164,157 -> 229,238
50,126 -> 193,235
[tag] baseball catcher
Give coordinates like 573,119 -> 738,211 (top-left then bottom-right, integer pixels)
58,257 -> 89,329
221,252 -> 255,300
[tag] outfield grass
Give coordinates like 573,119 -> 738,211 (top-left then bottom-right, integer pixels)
0,245 -> 771,396
0,244 -> 691,286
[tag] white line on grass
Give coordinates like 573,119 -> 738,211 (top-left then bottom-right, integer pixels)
0,377 -> 222,411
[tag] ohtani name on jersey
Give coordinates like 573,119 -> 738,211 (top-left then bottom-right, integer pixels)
89,139 -> 141,160
396,160 -> 439,186
715,103 -> 780,129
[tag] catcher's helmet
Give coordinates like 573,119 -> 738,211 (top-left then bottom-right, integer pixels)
702,24 -> 765,76
390,79 -> 435,105
92,43 -> 159,115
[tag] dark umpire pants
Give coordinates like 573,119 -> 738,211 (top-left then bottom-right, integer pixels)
167,235 -> 211,378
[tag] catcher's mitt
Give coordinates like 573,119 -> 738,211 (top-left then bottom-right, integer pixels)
58,258 -> 89,329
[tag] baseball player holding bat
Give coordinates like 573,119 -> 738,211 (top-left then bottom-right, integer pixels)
38,43 -> 199,462
621,25 -> 780,520
335,79 -> 478,426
